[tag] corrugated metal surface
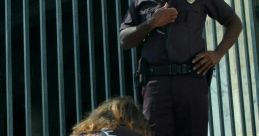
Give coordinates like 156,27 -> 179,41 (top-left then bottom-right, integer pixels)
0,0 -> 258,135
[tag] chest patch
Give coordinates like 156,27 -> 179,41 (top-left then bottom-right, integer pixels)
139,5 -> 160,15
186,0 -> 196,4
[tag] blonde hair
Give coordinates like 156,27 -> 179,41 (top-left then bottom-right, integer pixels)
71,97 -> 150,136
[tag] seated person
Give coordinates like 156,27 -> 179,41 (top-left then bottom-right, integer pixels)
70,96 -> 150,136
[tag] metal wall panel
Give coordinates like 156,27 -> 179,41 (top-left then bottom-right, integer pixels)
115,0 -> 126,96
87,0 -> 97,110
205,0 -> 259,135
5,0 -> 13,135
101,0 -> 111,100
23,0 -> 32,135
72,0 -> 82,123
55,0 -> 66,135
39,0 -> 49,135
1,0 -> 258,135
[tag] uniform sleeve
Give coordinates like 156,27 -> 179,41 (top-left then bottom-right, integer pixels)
120,1 -> 139,31
205,0 -> 236,25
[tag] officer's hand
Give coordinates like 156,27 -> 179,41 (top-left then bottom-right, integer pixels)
149,2 -> 178,28
192,51 -> 223,76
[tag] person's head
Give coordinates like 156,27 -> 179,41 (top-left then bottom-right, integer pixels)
71,96 -> 150,136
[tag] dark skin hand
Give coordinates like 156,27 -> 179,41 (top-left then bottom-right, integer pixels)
192,14 -> 242,76
120,2 -> 178,49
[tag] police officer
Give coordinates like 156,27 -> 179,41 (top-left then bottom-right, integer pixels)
120,0 -> 242,136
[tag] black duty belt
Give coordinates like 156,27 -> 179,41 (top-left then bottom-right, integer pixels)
147,64 -> 193,76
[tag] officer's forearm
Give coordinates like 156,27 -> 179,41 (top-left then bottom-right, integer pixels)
216,14 -> 242,57
120,20 -> 155,50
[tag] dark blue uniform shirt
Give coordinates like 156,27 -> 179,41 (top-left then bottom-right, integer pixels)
121,0 -> 235,65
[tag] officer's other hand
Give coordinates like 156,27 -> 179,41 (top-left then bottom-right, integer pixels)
149,2 -> 178,28
192,51 -> 223,76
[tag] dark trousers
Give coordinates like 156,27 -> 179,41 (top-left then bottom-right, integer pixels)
142,75 -> 209,136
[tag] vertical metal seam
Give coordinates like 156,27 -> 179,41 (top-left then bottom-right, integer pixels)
72,0 -> 82,122
248,0 -> 259,121
23,0 -> 32,135
212,21 -> 225,136
87,0 -> 97,110
239,0 -> 257,134
39,0 -> 49,135
55,0 -> 66,135
234,28 -> 247,136
5,0 -> 13,135
127,0 -> 138,103
222,2 -> 237,134
115,0 -> 126,96
204,28 -> 214,136
228,0 -> 247,135
226,2 -> 237,136
235,44 -> 247,136
101,0 -> 111,99
225,53 -> 236,136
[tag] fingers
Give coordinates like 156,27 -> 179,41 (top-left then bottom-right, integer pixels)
167,8 -> 178,16
193,57 -> 208,71
168,8 -> 178,22
192,53 -> 206,64
170,14 -> 177,22
162,2 -> 168,9
172,14 -> 178,19
197,61 -> 213,76
192,53 -> 213,75
192,51 -> 221,76
155,2 -> 168,13
202,64 -> 213,76
153,6 -> 178,27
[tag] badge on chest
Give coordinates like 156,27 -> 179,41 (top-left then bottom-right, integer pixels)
186,0 -> 195,4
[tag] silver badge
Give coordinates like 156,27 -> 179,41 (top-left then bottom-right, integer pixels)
186,0 -> 195,4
